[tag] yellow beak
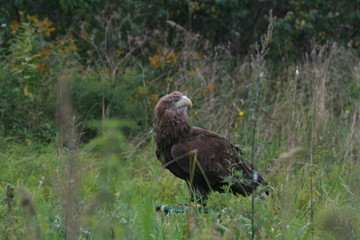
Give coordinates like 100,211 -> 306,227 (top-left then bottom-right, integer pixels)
175,96 -> 192,108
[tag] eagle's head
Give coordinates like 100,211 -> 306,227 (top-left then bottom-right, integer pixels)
155,91 -> 192,121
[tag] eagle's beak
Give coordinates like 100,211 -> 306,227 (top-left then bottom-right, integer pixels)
175,96 -> 192,108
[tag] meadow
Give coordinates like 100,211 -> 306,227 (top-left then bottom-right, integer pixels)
1,10 -> 360,240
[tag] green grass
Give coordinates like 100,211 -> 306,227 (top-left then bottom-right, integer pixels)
1,123 -> 359,239
1,23 -> 359,239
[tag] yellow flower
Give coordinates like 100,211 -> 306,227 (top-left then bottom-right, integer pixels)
10,21 -> 20,34
165,77 -> 175,83
237,108 -> 244,117
28,15 -> 39,22
46,27 -> 56,36
36,18 -> 55,36
40,18 -> 53,27
35,63 -> 49,73
233,108 -> 245,130
151,94 -> 159,106
69,44 -> 78,51
166,51 -> 178,64
138,87 -> 146,94
35,47 -> 52,59
149,55 -> 162,68
24,85 -> 29,96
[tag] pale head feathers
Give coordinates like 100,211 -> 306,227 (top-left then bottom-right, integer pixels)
155,91 -> 192,120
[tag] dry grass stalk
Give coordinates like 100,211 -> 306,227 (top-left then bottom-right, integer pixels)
18,185 -> 42,240
57,72 -> 80,240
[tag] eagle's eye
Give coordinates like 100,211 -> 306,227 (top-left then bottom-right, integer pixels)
172,96 -> 182,103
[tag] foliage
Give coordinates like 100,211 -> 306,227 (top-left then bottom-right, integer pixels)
1,1 -> 359,142
1,112 -> 359,239
1,0 -> 359,56
0,2 -> 359,239
0,14 -> 79,142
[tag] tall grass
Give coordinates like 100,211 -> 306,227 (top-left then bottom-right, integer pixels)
1,15 -> 360,239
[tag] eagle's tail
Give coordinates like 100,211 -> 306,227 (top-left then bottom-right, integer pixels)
231,159 -> 268,196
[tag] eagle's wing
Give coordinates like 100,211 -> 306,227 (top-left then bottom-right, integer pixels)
170,127 -> 251,185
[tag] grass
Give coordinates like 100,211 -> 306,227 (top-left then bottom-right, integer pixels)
1,18 -> 360,239
1,112 -> 359,239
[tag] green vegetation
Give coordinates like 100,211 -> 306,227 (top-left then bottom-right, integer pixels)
0,1 -> 359,239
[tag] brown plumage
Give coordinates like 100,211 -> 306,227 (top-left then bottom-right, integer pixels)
155,91 -> 267,202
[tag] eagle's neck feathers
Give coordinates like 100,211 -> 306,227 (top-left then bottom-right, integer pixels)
157,108 -> 191,147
